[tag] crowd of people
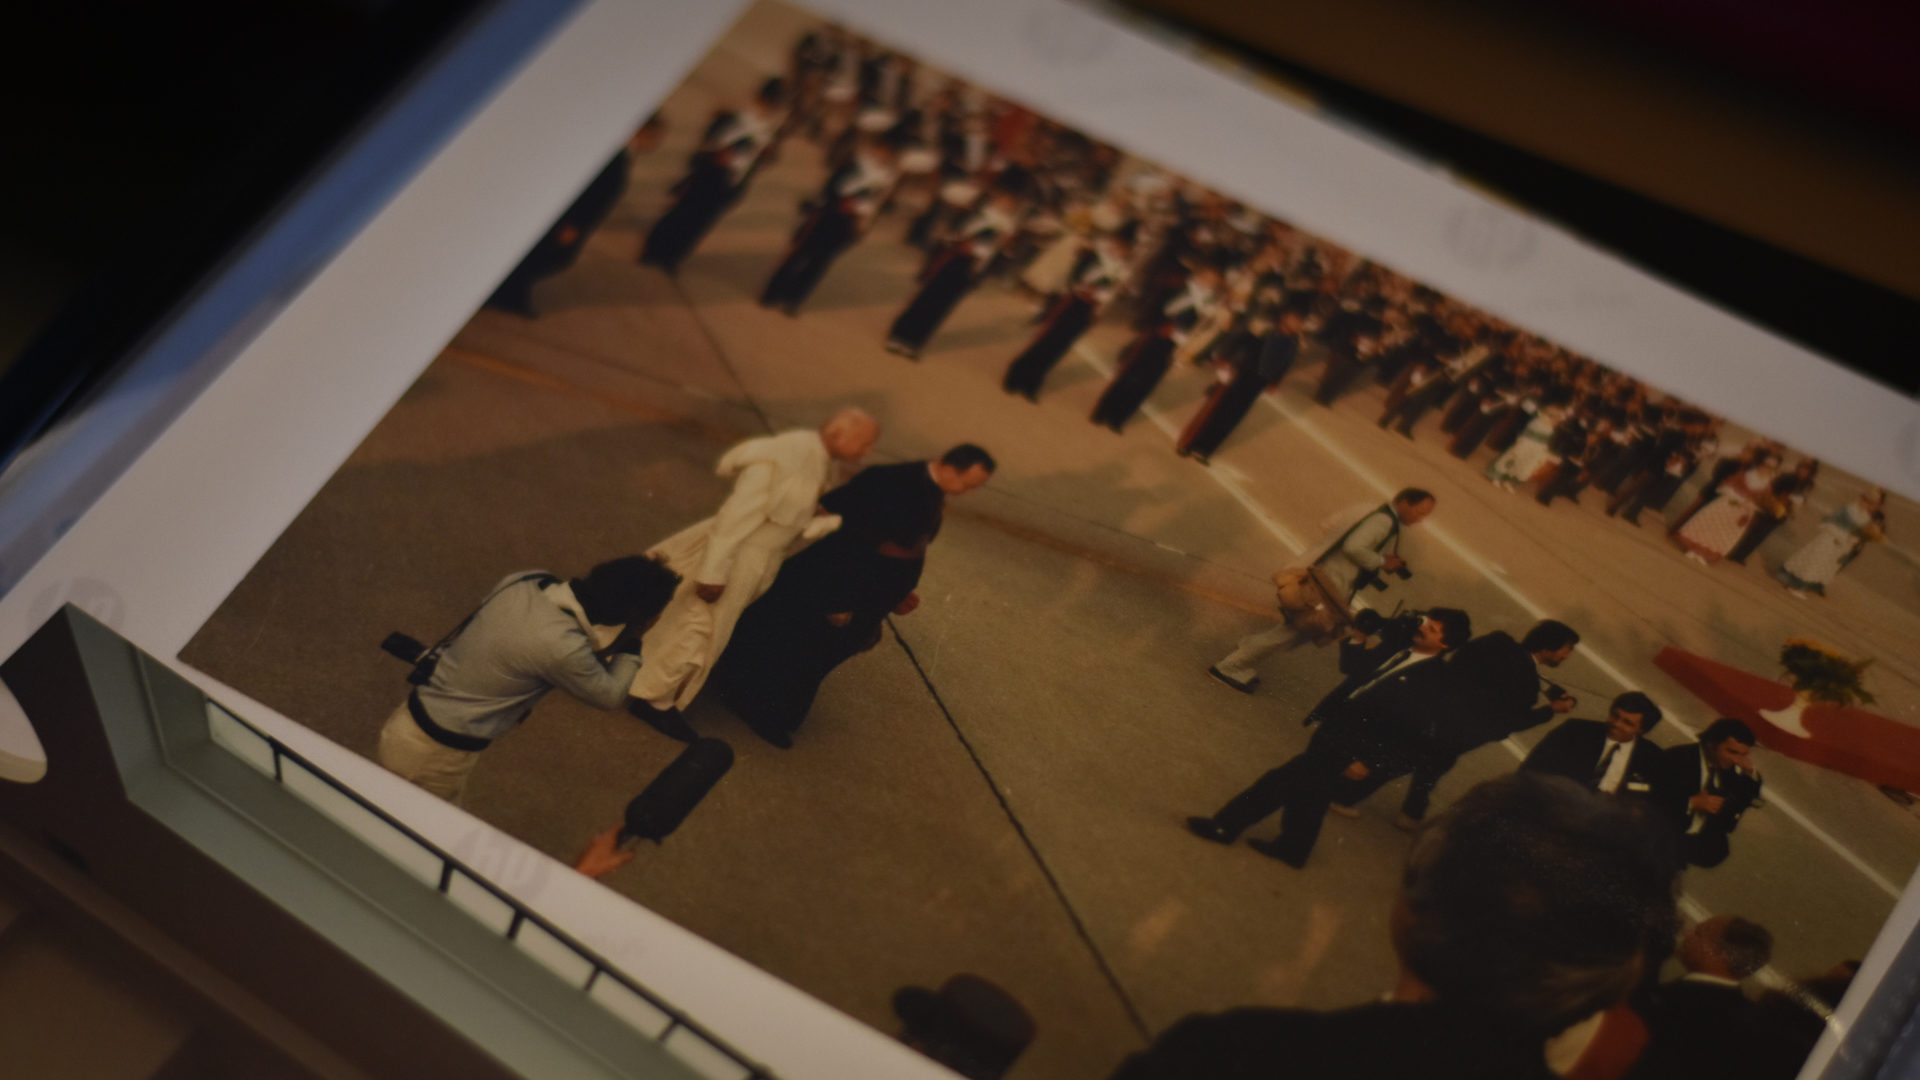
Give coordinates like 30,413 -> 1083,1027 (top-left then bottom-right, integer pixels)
377,407 -> 998,802
1178,494 -> 1825,1080
420,20 -> 1888,1080
627,23 -> 1890,606
1126,777 -> 1851,1080
1191,492 -> 1764,874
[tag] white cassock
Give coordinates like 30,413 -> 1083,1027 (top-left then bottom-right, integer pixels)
631,429 -> 841,709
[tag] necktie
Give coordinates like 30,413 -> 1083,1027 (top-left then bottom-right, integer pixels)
1350,651 -> 1411,700
1593,742 -> 1619,790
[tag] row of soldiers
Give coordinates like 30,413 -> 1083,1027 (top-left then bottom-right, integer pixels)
636,34 -> 1794,501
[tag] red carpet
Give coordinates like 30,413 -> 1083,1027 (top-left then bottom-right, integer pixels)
1654,646 -> 1920,793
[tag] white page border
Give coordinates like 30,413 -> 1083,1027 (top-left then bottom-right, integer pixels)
1,1 -> 1914,1076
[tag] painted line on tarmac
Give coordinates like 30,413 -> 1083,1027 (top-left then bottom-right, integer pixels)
1070,346 -> 1307,555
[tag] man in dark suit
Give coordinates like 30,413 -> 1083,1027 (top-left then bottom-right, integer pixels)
1329,618 -> 1580,828
1186,607 -> 1472,868
1120,774 -> 1679,1079
1650,718 -> 1763,869
1632,915 -> 1792,1079
1521,691 -> 1664,799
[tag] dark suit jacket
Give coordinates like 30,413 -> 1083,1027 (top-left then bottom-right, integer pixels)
1322,646 -> 1460,770
1109,1002 -> 1555,1080
1521,720 -> 1661,797
1304,618 -> 1427,724
1631,979 -> 1797,1080
1432,631 -> 1553,754
1648,743 -> 1762,867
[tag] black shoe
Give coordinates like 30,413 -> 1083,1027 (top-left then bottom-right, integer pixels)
1247,837 -> 1308,868
1206,666 -> 1257,695
742,717 -> 795,750
627,698 -> 697,742
1187,816 -> 1236,844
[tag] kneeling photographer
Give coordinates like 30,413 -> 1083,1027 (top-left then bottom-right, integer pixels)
375,555 -> 681,804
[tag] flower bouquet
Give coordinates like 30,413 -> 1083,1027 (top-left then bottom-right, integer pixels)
1763,639 -> 1875,736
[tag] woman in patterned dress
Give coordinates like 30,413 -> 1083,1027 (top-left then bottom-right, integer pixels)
1673,457 -> 1780,563
1776,489 -> 1887,596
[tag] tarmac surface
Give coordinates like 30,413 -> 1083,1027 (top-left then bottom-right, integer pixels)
181,4 -> 1920,1077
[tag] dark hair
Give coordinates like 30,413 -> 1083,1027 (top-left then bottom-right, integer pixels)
1715,918 -> 1774,980
940,444 -> 997,474
1399,774 -> 1679,1038
1700,717 -> 1756,748
572,556 -> 680,628
1393,487 -> 1435,508
1609,692 -> 1662,734
1520,620 -> 1580,654
1425,607 -> 1473,649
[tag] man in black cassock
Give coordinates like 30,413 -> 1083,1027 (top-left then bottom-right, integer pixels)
710,444 -> 997,748
640,77 -> 786,274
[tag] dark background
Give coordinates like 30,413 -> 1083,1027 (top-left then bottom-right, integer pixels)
1,0 -> 1915,471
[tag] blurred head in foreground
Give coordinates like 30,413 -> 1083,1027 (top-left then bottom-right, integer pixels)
1394,772 -> 1679,1038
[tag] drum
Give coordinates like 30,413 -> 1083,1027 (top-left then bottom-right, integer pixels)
939,179 -> 981,208
898,147 -> 939,175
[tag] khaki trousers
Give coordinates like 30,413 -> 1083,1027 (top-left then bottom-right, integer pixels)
376,702 -> 481,804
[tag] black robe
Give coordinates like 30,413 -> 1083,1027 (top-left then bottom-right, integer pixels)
711,463 -> 945,740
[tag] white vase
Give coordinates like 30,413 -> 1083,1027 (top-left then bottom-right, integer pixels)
1760,689 -> 1816,738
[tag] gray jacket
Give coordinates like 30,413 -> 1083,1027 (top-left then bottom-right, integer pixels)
414,573 -> 640,743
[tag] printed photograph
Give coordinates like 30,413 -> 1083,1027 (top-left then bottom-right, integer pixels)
179,2 -> 1920,1076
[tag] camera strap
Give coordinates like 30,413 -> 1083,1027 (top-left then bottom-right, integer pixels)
411,571 -> 559,684
1311,503 -> 1397,568
1315,503 -> 1399,602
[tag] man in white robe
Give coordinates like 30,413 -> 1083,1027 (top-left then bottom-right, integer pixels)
629,409 -> 880,734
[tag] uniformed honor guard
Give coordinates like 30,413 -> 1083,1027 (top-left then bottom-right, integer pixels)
883,185 -> 1023,359
640,77 -> 787,274
1089,257 -> 1225,432
1002,227 -> 1134,400
1174,300 -> 1307,464
759,135 -> 899,315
